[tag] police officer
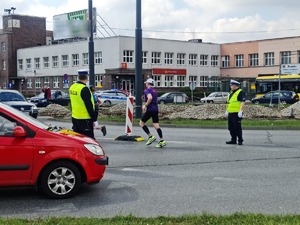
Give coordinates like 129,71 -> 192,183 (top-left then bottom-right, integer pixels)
69,69 -> 97,139
225,79 -> 245,145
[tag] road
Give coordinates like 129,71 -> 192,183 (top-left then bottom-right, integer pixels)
1,119 -> 300,218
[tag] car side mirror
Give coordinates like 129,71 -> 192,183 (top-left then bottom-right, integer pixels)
13,126 -> 27,137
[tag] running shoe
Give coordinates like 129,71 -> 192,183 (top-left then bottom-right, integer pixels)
146,135 -> 156,145
155,140 -> 166,148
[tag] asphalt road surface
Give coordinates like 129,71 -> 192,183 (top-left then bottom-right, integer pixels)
1,119 -> 300,218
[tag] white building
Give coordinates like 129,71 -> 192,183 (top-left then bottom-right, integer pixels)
17,36 -> 221,94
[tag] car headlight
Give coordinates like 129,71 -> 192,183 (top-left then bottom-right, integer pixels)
41,99 -> 47,102
84,144 -> 104,156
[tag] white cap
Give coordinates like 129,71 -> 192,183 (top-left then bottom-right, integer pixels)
230,79 -> 240,86
144,78 -> 154,85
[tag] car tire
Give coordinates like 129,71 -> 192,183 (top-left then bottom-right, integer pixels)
254,101 -> 260,104
160,100 -> 165,104
281,101 -> 286,104
103,100 -> 112,106
40,161 -> 82,199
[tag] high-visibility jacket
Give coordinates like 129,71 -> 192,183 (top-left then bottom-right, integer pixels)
69,83 -> 95,119
226,89 -> 242,113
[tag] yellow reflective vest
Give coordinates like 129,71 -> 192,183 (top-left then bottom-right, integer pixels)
69,83 -> 95,119
226,89 -> 242,113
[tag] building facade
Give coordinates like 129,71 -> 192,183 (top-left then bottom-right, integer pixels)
17,36 -> 221,95
220,36 -> 300,93
0,14 -> 51,90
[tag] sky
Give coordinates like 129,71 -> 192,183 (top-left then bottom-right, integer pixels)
1,0 -> 300,43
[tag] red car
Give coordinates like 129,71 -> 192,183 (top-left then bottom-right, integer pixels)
0,102 -> 108,199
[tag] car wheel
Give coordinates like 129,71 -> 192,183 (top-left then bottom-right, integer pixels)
160,100 -> 165,104
103,100 -> 112,106
210,100 -> 214,103
281,101 -> 287,104
40,161 -> 82,199
254,100 -> 260,104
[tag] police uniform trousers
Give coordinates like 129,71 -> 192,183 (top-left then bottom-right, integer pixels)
228,113 -> 243,142
72,117 -> 95,139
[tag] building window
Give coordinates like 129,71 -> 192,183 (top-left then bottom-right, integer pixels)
281,51 -> 291,64
177,76 -> 185,87
189,76 -> 197,86
177,53 -> 185,65
72,54 -> 79,66
34,58 -> 40,69
123,50 -> 134,63
200,76 -> 208,87
153,75 -> 161,87
18,59 -> 23,70
264,52 -> 274,66
249,53 -> 259,67
62,55 -> 69,67
44,77 -> 50,87
200,54 -> 208,66
27,78 -> 32,89
35,77 -> 41,89
2,60 -> 6,71
189,54 -> 197,66
1,42 -> 6,52
151,52 -> 161,64
95,75 -> 103,87
165,52 -> 174,65
83,53 -> 88,65
165,76 -> 174,87
26,58 -> 32,69
142,51 -> 148,64
209,77 -> 219,87
211,55 -> 219,67
235,54 -> 244,67
43,57 -> 49,68
221,55 -> 230,68
53,77 -> 59,88
52,56 -> 58,68
95,51 -> 102,64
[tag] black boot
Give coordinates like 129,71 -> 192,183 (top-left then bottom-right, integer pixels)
226,140 -> 237,144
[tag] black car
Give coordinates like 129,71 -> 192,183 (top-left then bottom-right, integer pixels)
29,90 -> 70,107
251,90 -> 299,104
158,92 -> 189,104
0,89 -> 38,118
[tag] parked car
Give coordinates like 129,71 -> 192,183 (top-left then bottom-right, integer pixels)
200,92 -> 229,103
96,90 -> 132,106
158,92 -> 189,104
28,90 -> 70,107
0,102 -> 108,199
251,90 -> 299,104
0,90 -> 38,118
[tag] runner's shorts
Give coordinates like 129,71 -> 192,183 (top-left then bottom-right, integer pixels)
141,111 -> 159,123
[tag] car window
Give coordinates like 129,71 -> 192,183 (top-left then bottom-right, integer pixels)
0,92 -> 26,102
208,93 -> 217,97
215,93 -> 222,97
264,93 -> 272,98
117,92 -> 127,97
0,114 -> 17,136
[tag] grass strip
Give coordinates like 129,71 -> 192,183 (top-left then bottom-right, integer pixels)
1,213 -> 300,225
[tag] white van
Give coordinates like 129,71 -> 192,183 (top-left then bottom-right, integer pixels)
200,92 -> 229,103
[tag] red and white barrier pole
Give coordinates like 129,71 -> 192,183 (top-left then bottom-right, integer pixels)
125,95 -> 134,135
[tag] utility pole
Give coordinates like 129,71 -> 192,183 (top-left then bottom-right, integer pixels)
88,0 -> 95,86
135,0 -> 143,118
